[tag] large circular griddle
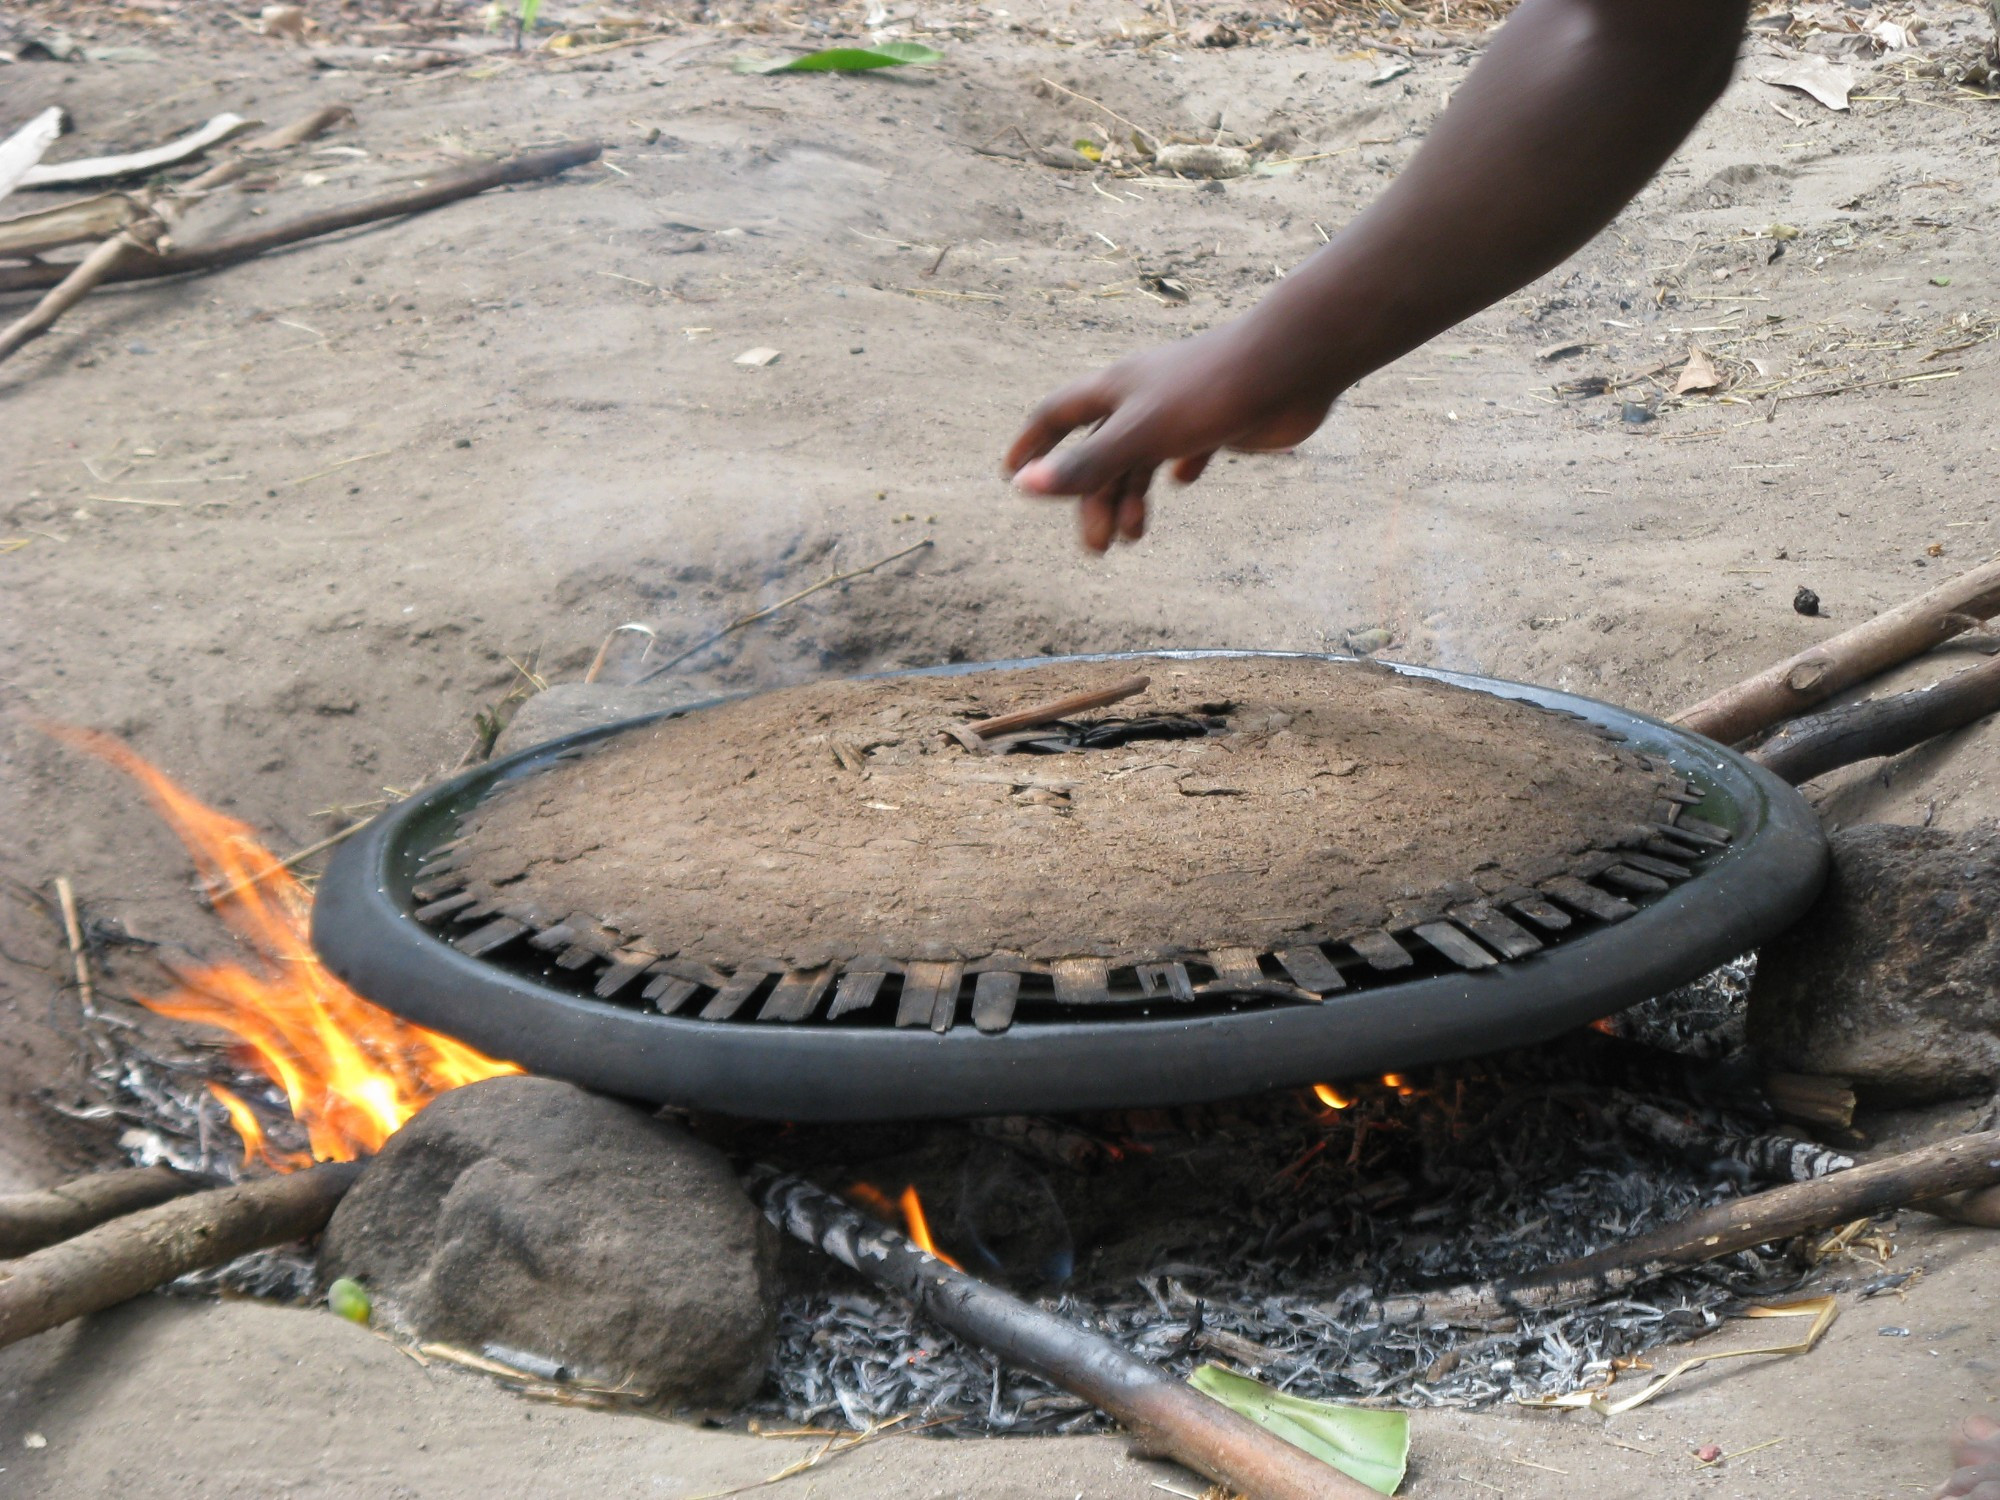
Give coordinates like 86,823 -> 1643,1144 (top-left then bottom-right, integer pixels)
312,653 -> 1827,1120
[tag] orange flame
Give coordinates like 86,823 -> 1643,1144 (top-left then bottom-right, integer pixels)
898,1185 -> 962,1270
47,723 -> 520,1167
1312,1083 -> 1352,1110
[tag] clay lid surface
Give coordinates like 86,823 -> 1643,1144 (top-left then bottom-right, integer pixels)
449,656 -> 1677,968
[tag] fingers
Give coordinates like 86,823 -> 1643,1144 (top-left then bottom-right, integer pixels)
1003,381 -> 1116,479
1077,471 -> 1151,552
1014,399 -> 1163,497
1115,482 -> 1148,542
1171,450 -> 1214,485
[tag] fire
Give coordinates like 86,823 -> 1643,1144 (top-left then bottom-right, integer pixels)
46,723 -> 520,1168
1312,1083 -> 1352,1110
897,1185 -> 962,1271
848,1180 -> 962,1270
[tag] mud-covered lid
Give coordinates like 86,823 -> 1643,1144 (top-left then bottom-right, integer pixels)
441,655 -> 1680,971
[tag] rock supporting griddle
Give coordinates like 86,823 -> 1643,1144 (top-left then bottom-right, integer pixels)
319,1077 -> 779,1406
1750,823 -> 2000,1101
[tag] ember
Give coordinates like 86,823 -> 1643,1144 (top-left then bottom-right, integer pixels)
46,723 -> 519,1169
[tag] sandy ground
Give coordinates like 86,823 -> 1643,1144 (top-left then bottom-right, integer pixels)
2,0 -> 1998,1494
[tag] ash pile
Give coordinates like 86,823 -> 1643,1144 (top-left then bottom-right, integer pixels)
732,960 -> 1878,1432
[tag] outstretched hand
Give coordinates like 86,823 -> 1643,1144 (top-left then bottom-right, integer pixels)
1939,1415 -> 2000,1500
1001,322 -> 1341,553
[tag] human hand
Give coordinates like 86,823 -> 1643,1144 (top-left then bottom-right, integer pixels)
1938,1415 -> 2000,1500
1001,320 -> 1342,552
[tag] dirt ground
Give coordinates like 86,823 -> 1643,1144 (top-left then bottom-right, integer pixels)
2,0 -> 1998,1494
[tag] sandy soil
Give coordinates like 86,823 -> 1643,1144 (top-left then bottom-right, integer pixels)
2,0 -> 1998,1494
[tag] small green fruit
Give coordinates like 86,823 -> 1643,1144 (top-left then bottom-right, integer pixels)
327,1277 -> 372,1324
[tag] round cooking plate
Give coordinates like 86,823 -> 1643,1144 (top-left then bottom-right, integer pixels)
312,653 -> 1826,1120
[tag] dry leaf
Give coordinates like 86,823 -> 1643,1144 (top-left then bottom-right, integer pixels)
1520,1296 -> 1837,1416
1674,345 -> 1723,395
1758,56 -> 1855,111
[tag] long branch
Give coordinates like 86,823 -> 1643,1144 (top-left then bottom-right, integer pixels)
1750,651 -> 2000,784
0,1162 -> 360,1350
1677,557 -> 2000,746
0,1166 -> 209,1259
0,142 -> 603,296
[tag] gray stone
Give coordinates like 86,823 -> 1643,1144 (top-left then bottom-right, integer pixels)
1749,823 -> 2000,1102
492,680 -> 717,757
319,1077 -> 778,1406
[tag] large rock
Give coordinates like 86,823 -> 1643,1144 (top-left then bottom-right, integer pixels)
1749,824 -> 2000,1101
319,1077 -> 778,1406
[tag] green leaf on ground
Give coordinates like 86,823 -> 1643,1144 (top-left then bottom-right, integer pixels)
1189,1364 -> 1409,1495
731,42 -> 943,74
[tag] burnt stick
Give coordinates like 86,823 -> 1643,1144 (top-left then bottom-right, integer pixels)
1366,1128 -> 2000,1330
1676,557 -> 2000,746
0,1166 -> 211,1259
0,142 -> 604,297
1750,651 -> 2000,785
0,1161 -> 360,1350
965,674 -> 1152,742
754,1170 -> 1377,1500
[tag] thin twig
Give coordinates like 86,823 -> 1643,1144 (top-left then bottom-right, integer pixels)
635,539 -> 933,683
53,877 -> 94,1014
203,820 -> 368,905
1036,77 -> 1162,150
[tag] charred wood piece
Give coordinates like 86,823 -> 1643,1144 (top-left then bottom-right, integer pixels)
752,1170 -> 1380,1500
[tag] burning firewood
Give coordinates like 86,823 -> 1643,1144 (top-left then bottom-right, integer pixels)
754,1168 -> 1382,1500
0,1162 -> 360,1352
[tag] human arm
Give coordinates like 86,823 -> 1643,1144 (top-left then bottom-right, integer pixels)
1003,0 -> 1752,550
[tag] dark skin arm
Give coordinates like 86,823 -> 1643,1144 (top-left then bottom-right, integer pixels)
1003,0 -> 1751,551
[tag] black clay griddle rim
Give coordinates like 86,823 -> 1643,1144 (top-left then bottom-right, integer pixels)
312,652 -> 1826,1121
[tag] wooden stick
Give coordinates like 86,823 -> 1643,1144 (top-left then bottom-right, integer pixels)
634,539 -> 934,684
966,673 -> 1151,741
1366,1129 -> 2000,1330
1505,1129 -> 2000,1315
202,819 -> 369,906
0,1166 -> 209,1259
236,105 -> 356,153
0,1161 -> 361,1351
1677,557 -> 2000,746
51,875 -> 97,1015
757,1171 -> 1375,1500
0,106 -> 348,367
1750,651 -> 2000,784
0,141 -> 605,296
0,219 -> 161,364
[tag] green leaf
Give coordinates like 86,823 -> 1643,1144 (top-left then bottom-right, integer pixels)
1189,1364 -> 1408,1495
732,41 -> 943,74
518,0 -> 542,31
327,1276 -> 372,1325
